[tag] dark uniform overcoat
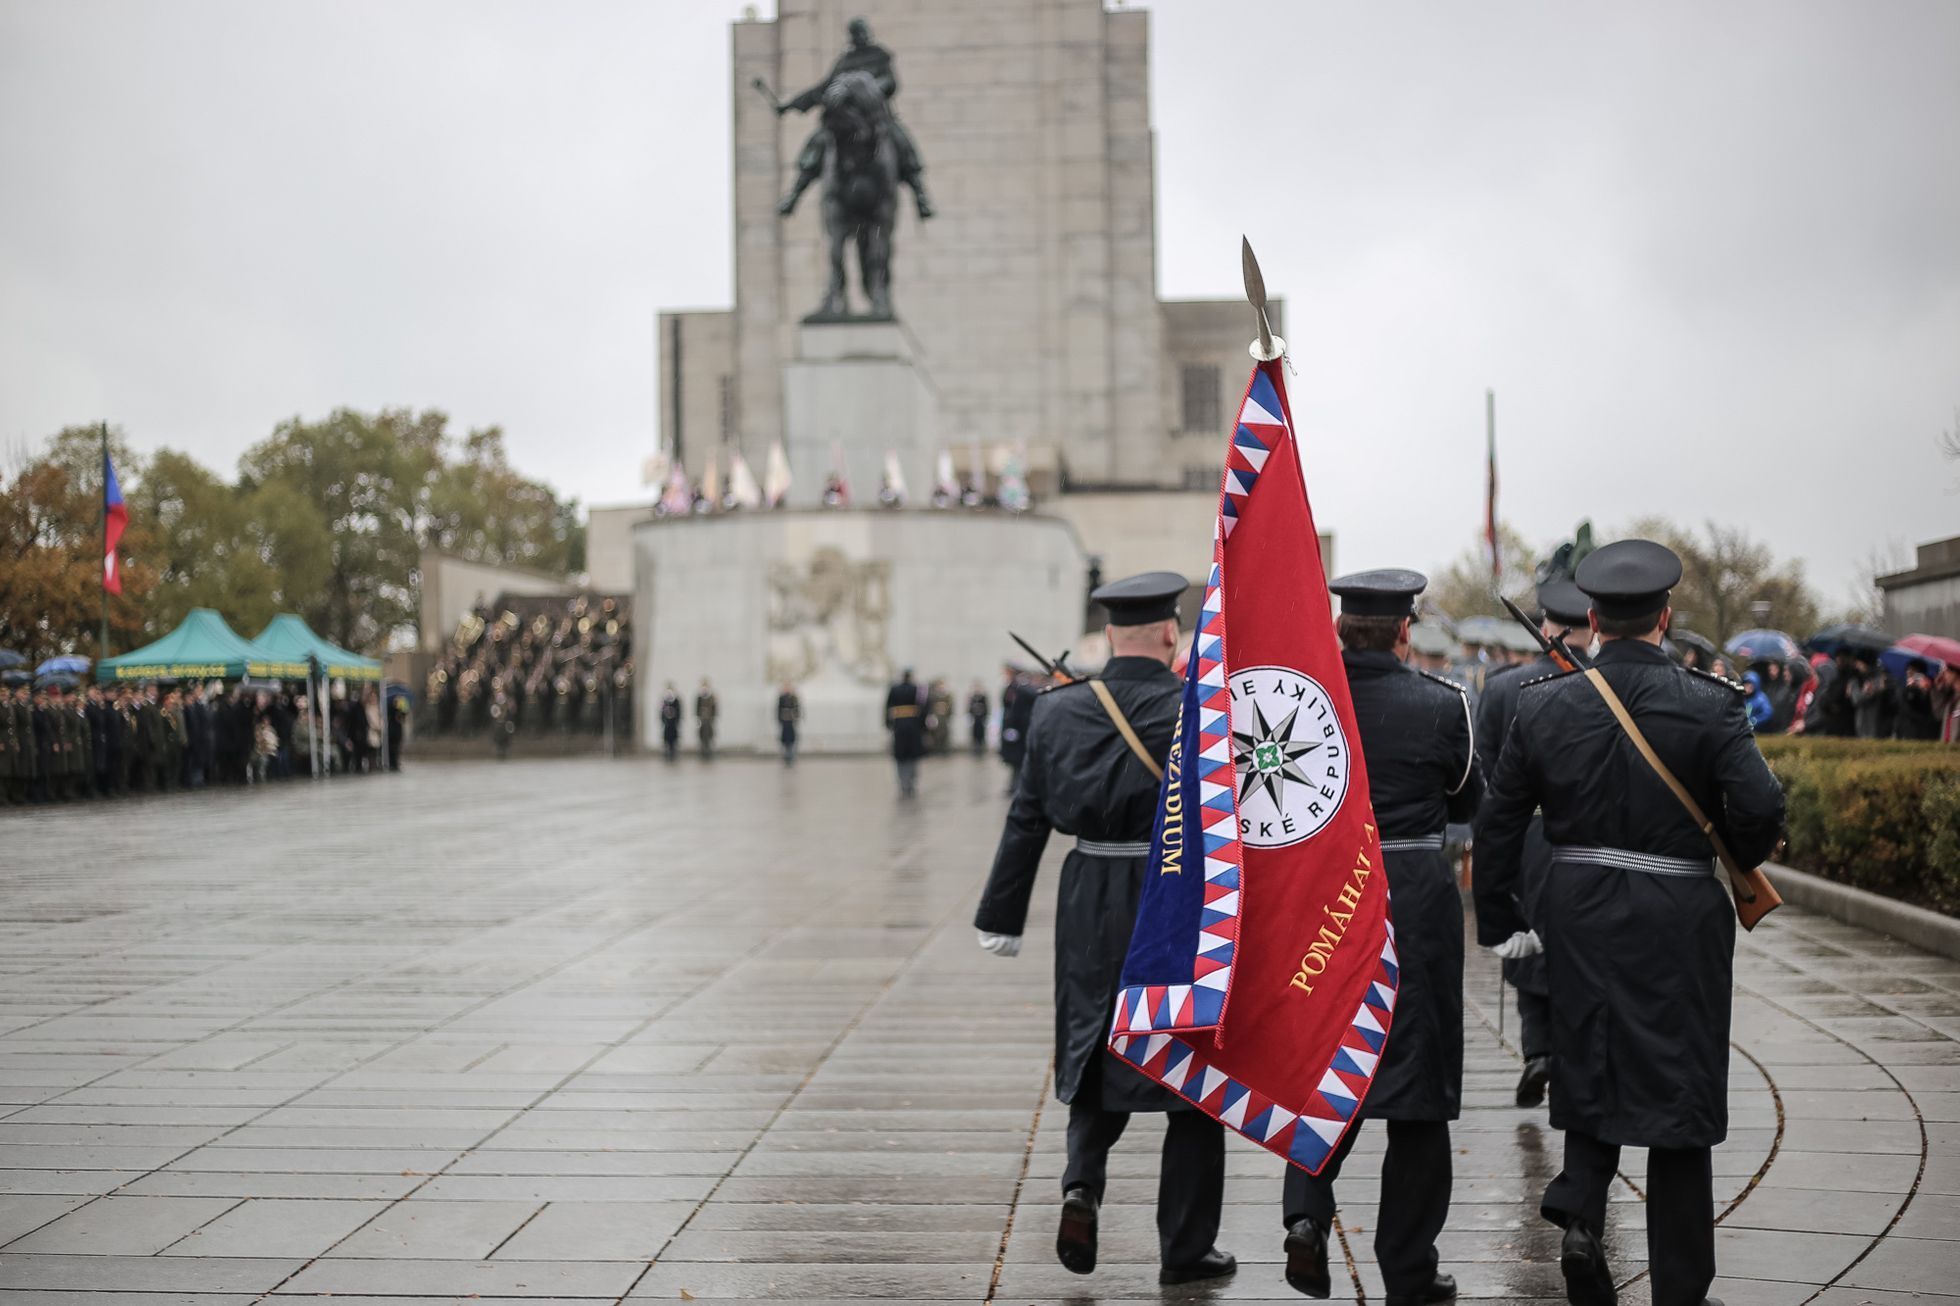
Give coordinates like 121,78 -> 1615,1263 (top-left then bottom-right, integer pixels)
1343,649 -> 1482,1121
885,682 -> 927,760
1473,640 -> 1785,1148
975,656 -> 1183,1112
1473,654 -> 1563,998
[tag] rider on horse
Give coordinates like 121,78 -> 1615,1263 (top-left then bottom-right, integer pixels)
777,17 -> 934,220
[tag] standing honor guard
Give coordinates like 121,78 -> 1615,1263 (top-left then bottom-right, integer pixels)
974,571 -> 1235,1288
1473,576 -> 1593,1109
1282,570 -> 1481,1304
884,669 -> 927,797
1473,540 -> 1785,1306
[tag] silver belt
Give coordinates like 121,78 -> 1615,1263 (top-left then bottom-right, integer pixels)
1075,838 -> 1151,858
1379,833 -> 1446,853
1552,845 -> 1715,878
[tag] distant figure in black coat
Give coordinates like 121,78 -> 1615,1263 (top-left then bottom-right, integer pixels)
967,681 -> 989,754
884,670 -> 926,796
659,684 -> 682,761
776,684 -> 802,766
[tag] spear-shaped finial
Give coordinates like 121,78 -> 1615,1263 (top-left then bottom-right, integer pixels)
1241,236 -> 1281,361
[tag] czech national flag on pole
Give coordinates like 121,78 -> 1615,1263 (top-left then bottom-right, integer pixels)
103,451 -> 128,596
1108,353 -> 1398,1175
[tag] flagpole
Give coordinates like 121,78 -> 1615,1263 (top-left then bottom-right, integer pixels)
1486,389 -> 1499,584
99,421 -> 110,665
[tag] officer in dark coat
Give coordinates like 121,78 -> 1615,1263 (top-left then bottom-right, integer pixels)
693,679 -> 717,760
776,683 -> 801,766
974,571 -> 1235,1288
1472,577 -> 1592,1110
966,682 -> 989,753
884,669 -> 927,796
658,683 -> 682,761
1282,570 -> 1481,1305
1473,540 -> 1786,1306
998,668 -> 1035,790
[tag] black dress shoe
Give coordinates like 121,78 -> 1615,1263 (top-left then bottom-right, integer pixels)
1283,1218 -> 1331,1297
1516,1055 -> 1551,1107
1160,1247 -> 1237,1285
1056,1185 -> 1098,1275
1559,1220 -> 1617,1306
1386,1272 -> 1457,1305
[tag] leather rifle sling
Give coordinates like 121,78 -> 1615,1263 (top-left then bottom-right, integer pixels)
1087,678 -> 1166,783
1580,668 -> 1781,929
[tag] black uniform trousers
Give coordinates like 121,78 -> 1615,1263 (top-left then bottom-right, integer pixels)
1282,1118 -> 1452,1297
1517,987 -> 1552,1061
1543,1130 -> 1714,1306
1062,1099 -> 1223,1268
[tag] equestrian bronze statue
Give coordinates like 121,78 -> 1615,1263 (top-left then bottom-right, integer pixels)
760,17 -> 933,320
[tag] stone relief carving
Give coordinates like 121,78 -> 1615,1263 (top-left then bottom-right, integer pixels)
766,546 -> 892,686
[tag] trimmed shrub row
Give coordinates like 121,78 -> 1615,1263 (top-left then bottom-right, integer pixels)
1757,737 -> 1960,917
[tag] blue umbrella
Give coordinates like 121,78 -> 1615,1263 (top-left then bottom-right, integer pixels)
1724,629 -> 1801,664
0,649 -> 24,670
35,654 -> 92,677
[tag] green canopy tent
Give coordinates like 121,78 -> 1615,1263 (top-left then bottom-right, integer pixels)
249,614 -> 381,682
94,608 -> 266,682
246,614 -> 386,776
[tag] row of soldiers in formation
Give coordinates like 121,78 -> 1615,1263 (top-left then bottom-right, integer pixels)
975,547 -> 1784,1306
0,679 -> 399,806
0,680 -> 264,803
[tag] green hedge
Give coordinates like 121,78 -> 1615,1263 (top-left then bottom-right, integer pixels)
1757,737 -> 1960,916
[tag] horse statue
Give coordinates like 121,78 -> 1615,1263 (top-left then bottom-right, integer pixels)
780,70 -> 901,320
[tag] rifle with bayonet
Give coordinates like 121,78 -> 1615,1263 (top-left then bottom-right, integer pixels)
1009,631 -> 1079,684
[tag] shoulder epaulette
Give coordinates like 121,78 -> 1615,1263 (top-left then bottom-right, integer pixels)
1686,666 -> 1749,695
1415,668 -> 1469,696
1521,667 -> 1582,690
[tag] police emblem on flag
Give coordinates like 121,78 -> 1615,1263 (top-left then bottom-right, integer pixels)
1230,665 -> 1349,847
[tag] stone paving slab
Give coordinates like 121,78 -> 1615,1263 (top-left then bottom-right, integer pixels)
1,755 -> 1954,1303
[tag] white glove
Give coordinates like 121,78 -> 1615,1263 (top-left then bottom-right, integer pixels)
977,930 -> 1022,958
1490,930 -> 1543,961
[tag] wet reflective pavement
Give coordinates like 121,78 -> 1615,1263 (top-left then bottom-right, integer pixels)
0,755 -> 1953,1304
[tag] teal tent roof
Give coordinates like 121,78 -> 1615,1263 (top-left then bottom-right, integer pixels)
248,614 -> 382,681
96,608 -> 259,682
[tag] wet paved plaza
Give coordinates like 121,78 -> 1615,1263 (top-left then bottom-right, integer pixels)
1,755 -> 1955,1305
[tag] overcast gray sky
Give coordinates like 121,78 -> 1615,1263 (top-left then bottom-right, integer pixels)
3,1 -> 1955,603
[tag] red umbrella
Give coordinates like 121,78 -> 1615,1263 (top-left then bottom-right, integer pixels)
1882,633 -> 1960,679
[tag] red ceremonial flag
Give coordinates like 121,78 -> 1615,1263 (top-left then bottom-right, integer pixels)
1109,355 -> 1397,1174
103,451 -> 128,596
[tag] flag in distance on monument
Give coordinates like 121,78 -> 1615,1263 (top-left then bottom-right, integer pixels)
1108,356 -> 1398,1175
728,452 -> 763,510
764,440 -> 793,507
103,450 -> 128,596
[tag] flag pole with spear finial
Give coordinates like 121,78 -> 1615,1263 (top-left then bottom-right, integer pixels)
1241,237 -> 1283,362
